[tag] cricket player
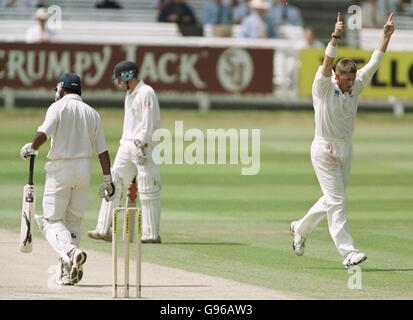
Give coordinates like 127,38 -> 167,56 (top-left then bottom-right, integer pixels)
20,72 -> 115,285
290,12 -> 395,267
87,60 -> 162,244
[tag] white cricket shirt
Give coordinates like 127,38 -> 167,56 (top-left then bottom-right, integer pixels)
312,49 -> 384,141
25,24 -> 55,43
121,80 -> 161,144
38,94 -> 108,160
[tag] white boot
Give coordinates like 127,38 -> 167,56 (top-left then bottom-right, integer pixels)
342,251 -> 367,268
67,247 -> 87,284
290,221 -> 306,256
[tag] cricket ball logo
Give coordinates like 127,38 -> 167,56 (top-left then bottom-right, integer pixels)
217,48 -> 254,93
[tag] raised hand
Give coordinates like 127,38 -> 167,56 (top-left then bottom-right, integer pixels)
334,12 -> 345,37
383,12 -> 395,37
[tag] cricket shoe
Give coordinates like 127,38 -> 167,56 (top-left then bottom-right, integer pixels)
290,221 -> 305,256
87,229 -> 112,242
56,258 -> 73,286
141,236 -> 162,244
68,247 -> 87,284
342,251 -> 367,268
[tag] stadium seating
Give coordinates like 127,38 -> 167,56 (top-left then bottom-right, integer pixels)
0,19 -> 181,43
1,0 -> 412,44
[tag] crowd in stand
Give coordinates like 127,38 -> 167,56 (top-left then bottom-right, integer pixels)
153,0 -> 409,43
14,0 -> 410,45
155,0 -> 304,39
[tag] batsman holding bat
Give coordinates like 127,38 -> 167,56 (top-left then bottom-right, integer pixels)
88,61 -> 162,244
290,12 -> 394,267
20,72 -> 115,285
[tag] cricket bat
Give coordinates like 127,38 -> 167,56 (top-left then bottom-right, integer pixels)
19,155 -> 35,253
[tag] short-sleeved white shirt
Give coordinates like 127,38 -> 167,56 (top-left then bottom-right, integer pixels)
38,94 -> 107,160
312,50 -> 384,141
121,80 -> 161,144
25,24 -> 55,43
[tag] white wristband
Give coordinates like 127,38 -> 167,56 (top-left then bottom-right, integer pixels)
325,44 -> 337,58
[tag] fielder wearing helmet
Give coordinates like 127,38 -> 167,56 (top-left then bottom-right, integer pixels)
112,60 -> 139,91
89,60 -> 163,244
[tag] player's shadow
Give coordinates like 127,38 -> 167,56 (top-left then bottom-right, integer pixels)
306,267 -> 413,272
77,284 -> 211,288
162,242 -> 247,246
362,268 -> 413,273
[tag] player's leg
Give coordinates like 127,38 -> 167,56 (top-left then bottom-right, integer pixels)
293,196 -> 327,239
291,141 -> 328,255
136,146 -> 162,243
339,144 -> 367,267
88,144 -> 136,240
65,159 -> 91,283
35,161 -> 77,265
314,142 -> 360,264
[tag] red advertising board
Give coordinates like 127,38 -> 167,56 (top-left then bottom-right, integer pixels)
0,42 -> 274,94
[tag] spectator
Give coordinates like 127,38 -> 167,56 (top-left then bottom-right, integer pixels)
238,0 -> 274,39
361,0 -> 386,27
153,0 -> 171,13
158,0 -> 197,25
24,0 -> 40,8
233,0 -> 251,24
304,27 -> 324,48
267,0 -> 303,30
25,7 -> 55,43
0,0 -> 16,7
202,0 -> 233,25
95,0 -> 122,9
361,0 -> 402,28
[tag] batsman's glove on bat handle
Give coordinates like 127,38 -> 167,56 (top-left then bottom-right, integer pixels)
20,142 -> 38,160
134,139 -> 147,165
99,175 -> 116,202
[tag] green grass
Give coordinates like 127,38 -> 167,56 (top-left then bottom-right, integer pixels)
1,108 -> 413,299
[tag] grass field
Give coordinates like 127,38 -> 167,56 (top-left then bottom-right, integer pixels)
1,108 -> 413,299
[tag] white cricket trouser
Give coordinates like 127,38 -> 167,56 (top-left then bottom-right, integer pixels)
42,158 -> 91,262
95,139 -> 161,239
294,137 -> 356,257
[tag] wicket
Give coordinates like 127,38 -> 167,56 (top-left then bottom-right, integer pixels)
112,205 -> 142,298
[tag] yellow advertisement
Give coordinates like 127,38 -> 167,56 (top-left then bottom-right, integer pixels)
299,48 -> 413,99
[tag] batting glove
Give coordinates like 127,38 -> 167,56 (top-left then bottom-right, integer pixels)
20,143 -> 38,160
134,139 -> 147,165
98,175 -> 116,202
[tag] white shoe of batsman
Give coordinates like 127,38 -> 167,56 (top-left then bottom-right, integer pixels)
67,248 -> 87,284
290,221 -> 306,256
342,251 -> 367,268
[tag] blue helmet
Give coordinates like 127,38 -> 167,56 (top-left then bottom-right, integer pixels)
113,60 -> 138,82
55,72 -> 81,101
56,72 -> 81,91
